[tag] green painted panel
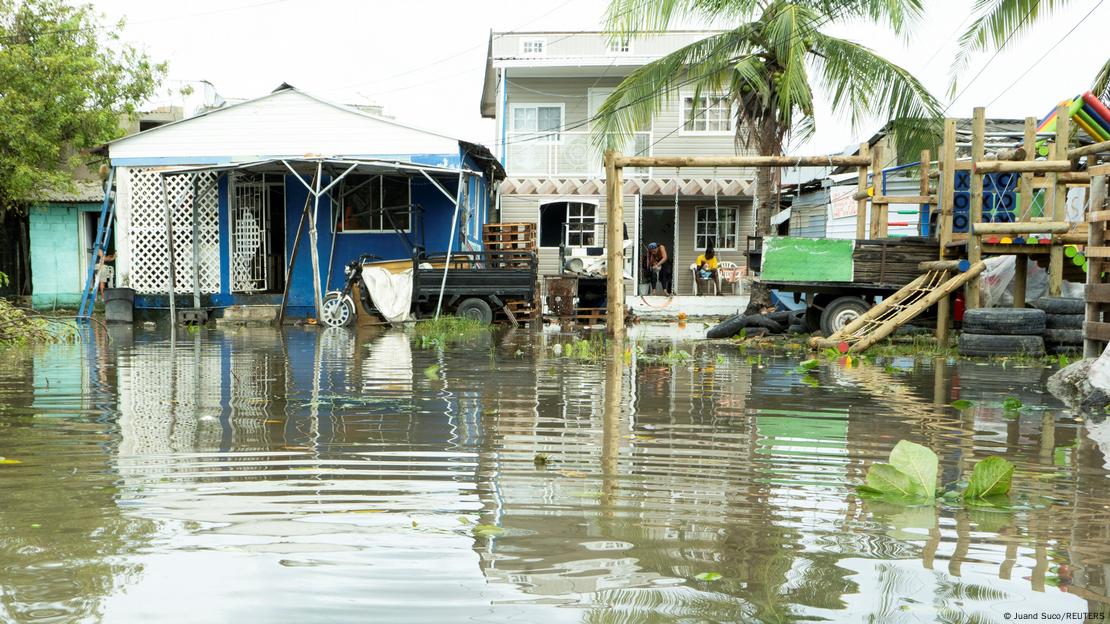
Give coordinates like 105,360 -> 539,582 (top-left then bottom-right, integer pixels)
761,237 -> 854,282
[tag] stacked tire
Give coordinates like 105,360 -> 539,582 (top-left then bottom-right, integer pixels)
1032,297 -> 1084,355
958,307 -> 1046,357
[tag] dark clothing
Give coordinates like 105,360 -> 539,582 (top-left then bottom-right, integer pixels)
648,263 -> 673,294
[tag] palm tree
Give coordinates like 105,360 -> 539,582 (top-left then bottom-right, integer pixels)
593,0 -> 943,313
952,0 -> 1110,99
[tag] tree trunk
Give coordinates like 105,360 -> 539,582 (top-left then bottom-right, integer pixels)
743,121 -> 779,316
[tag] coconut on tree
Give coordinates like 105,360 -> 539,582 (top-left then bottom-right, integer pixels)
592,0 -> 943,314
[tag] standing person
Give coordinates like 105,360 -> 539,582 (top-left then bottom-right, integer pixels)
96,248 -> 115,299
645,242 -> 671,295
696,239 -> 721,295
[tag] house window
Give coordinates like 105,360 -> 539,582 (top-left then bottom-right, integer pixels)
608,37 -> 631,54
682,94 -> 733,133
539,201 -> 597,247
510,104 -> 563,142
340,175 -> 411,232
521,38 -> 545,55
696,207 -> 739,249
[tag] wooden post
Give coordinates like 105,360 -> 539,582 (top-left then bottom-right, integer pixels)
1087,173 -> 1107,358
1048,104 -> 1070,297
855,142 -> 869,240
919,149 -> 930,237
869,144 -> 884,238
604,150 -> 625,339
966,107 -> 985,309
937,119 -> 957,345
1014,117 -> 1036,308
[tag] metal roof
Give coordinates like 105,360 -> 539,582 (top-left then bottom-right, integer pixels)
157,157 -> 480,178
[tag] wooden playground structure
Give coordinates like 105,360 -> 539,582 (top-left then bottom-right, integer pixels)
602,100 -> 1110,355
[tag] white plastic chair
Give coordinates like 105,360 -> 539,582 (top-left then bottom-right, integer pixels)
690,263 -> 718,295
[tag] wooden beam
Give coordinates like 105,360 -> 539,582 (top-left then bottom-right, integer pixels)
604,150 -> 625,339
855,143 -> 869,240
937,120 -> 957,346
918,260 -> 965,271
1089,209 -> 1110,223
871,195 -> 934,205
1068,139 -> 1110,160
1085,321 -> 1110,343
1086,246 -> 1110,258
985,147 -> 1027,161
1087,283 -> 1110,302
1091,163 -> 1110,176
1057,171 -> 1091,184
871,143 -> 885,238
1048,104 -> 1069,297
1088,173 -> 1108,358
613,154 -> 871,168
972,160 -> 1073,174
972,221 -> 1072,234
1019,117 -> 1035,223
966,107 -> 985,309
919,150 -> 930,237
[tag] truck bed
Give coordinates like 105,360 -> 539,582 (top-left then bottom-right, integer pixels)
411,251 -> 537,306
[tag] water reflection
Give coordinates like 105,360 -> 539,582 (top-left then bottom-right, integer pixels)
0,325 -> 1107,622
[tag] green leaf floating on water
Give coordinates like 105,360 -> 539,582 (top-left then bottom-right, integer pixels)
472,524 -> 505,538
695,572 -> 722,582
423,364 -> 440,380
863,463 -> 924,498
964,456 -> 1014,500
1001,397 -> 1023,411
951,399 -> 974,409
797,359 -> 819,372
889,440 -> 938,499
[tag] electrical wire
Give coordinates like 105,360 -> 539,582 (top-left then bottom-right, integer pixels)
943,0 -> 1042,112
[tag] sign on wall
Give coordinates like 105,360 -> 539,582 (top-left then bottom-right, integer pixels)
829,187 -> 857,219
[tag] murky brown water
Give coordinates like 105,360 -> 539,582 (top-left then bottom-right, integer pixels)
1,324 -> 1109,623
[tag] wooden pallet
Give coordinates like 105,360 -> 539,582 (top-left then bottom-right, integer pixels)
574,307 -> 606,325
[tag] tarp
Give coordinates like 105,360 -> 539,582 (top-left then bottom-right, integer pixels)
761,237 -> 854,282
361,266 -> 414,324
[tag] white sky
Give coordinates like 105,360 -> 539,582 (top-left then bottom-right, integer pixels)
91,0 -> 1109,154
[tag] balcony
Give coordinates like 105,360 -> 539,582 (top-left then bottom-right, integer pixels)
503,131 -> 651,177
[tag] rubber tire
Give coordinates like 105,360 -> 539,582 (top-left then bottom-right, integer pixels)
961,308 -> 1045,336
707,314 -> 746,339
1048,343 -> 1082,355
1031,297 -> 1084,315
958,333 -> 1045,357
321,292 -> 356,328
1044,328 -> 1083,345
820,297 -> 870,336
456,298 -> 494,325
1046,313 -> 1083,330
804,306 -> 822,333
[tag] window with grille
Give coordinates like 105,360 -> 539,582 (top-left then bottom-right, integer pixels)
510,104 -> 563,143
340,175 -> 411,232
695,207 -> 739,249
682,94 -> 733,133
539,201 -> 596,247
521,38 -> 545,55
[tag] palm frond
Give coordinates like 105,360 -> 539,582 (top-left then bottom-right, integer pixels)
592,27 -> 758,149
1094,55 -> 1110,100
802,0 -> 925,36
950,0 -> 1072,92
604,0 -> 761,36
809,33 -> 943,156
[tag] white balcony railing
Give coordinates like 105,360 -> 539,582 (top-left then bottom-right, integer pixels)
504,131 -> 651,177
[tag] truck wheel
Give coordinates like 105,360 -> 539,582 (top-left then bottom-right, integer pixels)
820,297 -> 869,336
321,292 -> 355,327
456,298 -> 494,325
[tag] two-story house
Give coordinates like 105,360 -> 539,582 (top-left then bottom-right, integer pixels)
480,31 -> 757,301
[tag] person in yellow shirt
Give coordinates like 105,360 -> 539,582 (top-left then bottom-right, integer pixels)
695,239 -> 721,295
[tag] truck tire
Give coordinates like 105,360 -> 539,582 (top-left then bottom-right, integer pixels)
1031,297 -> 1084,315
958,333 -> 1045,357
456,298 -> 494,325
707,314 -> 746,339
820,297 -> 870,336
1045,313 -> 1083,329
1044,328 -> 1083,345
962,308 -> 1045,335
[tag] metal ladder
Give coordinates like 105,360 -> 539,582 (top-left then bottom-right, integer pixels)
812,261 -> 987,353
77,167 -> 116,319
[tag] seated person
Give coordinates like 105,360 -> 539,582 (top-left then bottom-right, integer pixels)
695,240 -> 720,295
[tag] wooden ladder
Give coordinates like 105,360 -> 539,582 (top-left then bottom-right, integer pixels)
811,261 -> 986,353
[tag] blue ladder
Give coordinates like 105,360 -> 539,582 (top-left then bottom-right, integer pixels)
77,167 -> 116,319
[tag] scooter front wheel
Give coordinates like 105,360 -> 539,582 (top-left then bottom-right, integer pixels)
321,292 -> 356,328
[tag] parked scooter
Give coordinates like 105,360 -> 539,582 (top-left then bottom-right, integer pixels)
321,254 -> 380,327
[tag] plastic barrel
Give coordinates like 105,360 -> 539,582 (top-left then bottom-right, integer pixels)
103,288 -> 134,324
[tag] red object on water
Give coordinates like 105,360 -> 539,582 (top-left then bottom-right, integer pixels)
837,341 -> 850,353
954,292 -> 965,322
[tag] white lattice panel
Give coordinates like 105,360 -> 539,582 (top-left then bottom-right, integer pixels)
126,168 -> 221,294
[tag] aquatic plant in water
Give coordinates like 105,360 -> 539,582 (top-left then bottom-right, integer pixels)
859,440 -> 1014,504
412,316 -> 488,348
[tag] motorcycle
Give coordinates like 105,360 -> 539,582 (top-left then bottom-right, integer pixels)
321,254 -> 380,327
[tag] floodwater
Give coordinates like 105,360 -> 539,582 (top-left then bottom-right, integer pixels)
1,324 -> 1109,623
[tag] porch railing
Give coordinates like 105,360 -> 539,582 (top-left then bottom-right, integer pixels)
504,131 -> 651,177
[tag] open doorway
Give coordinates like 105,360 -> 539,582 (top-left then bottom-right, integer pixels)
640,207 -> 675,295
82,210 -> 115,292
230,173 -> 286,293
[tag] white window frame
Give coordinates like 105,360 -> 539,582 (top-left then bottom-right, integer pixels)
509,103 -> 565,143
565,202 -> 598,247
695,206 -> 739,250
608,37 -> 632,54
538,200 -> 598,248
520,38 -> 546,56
679,92 -> 734,136
339,175 -> 412,234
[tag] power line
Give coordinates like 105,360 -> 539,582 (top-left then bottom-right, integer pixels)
985,0 -> 1106,108
943,0 -> 1041,112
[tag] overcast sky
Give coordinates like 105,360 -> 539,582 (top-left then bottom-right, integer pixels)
91,0 -> 1109,154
